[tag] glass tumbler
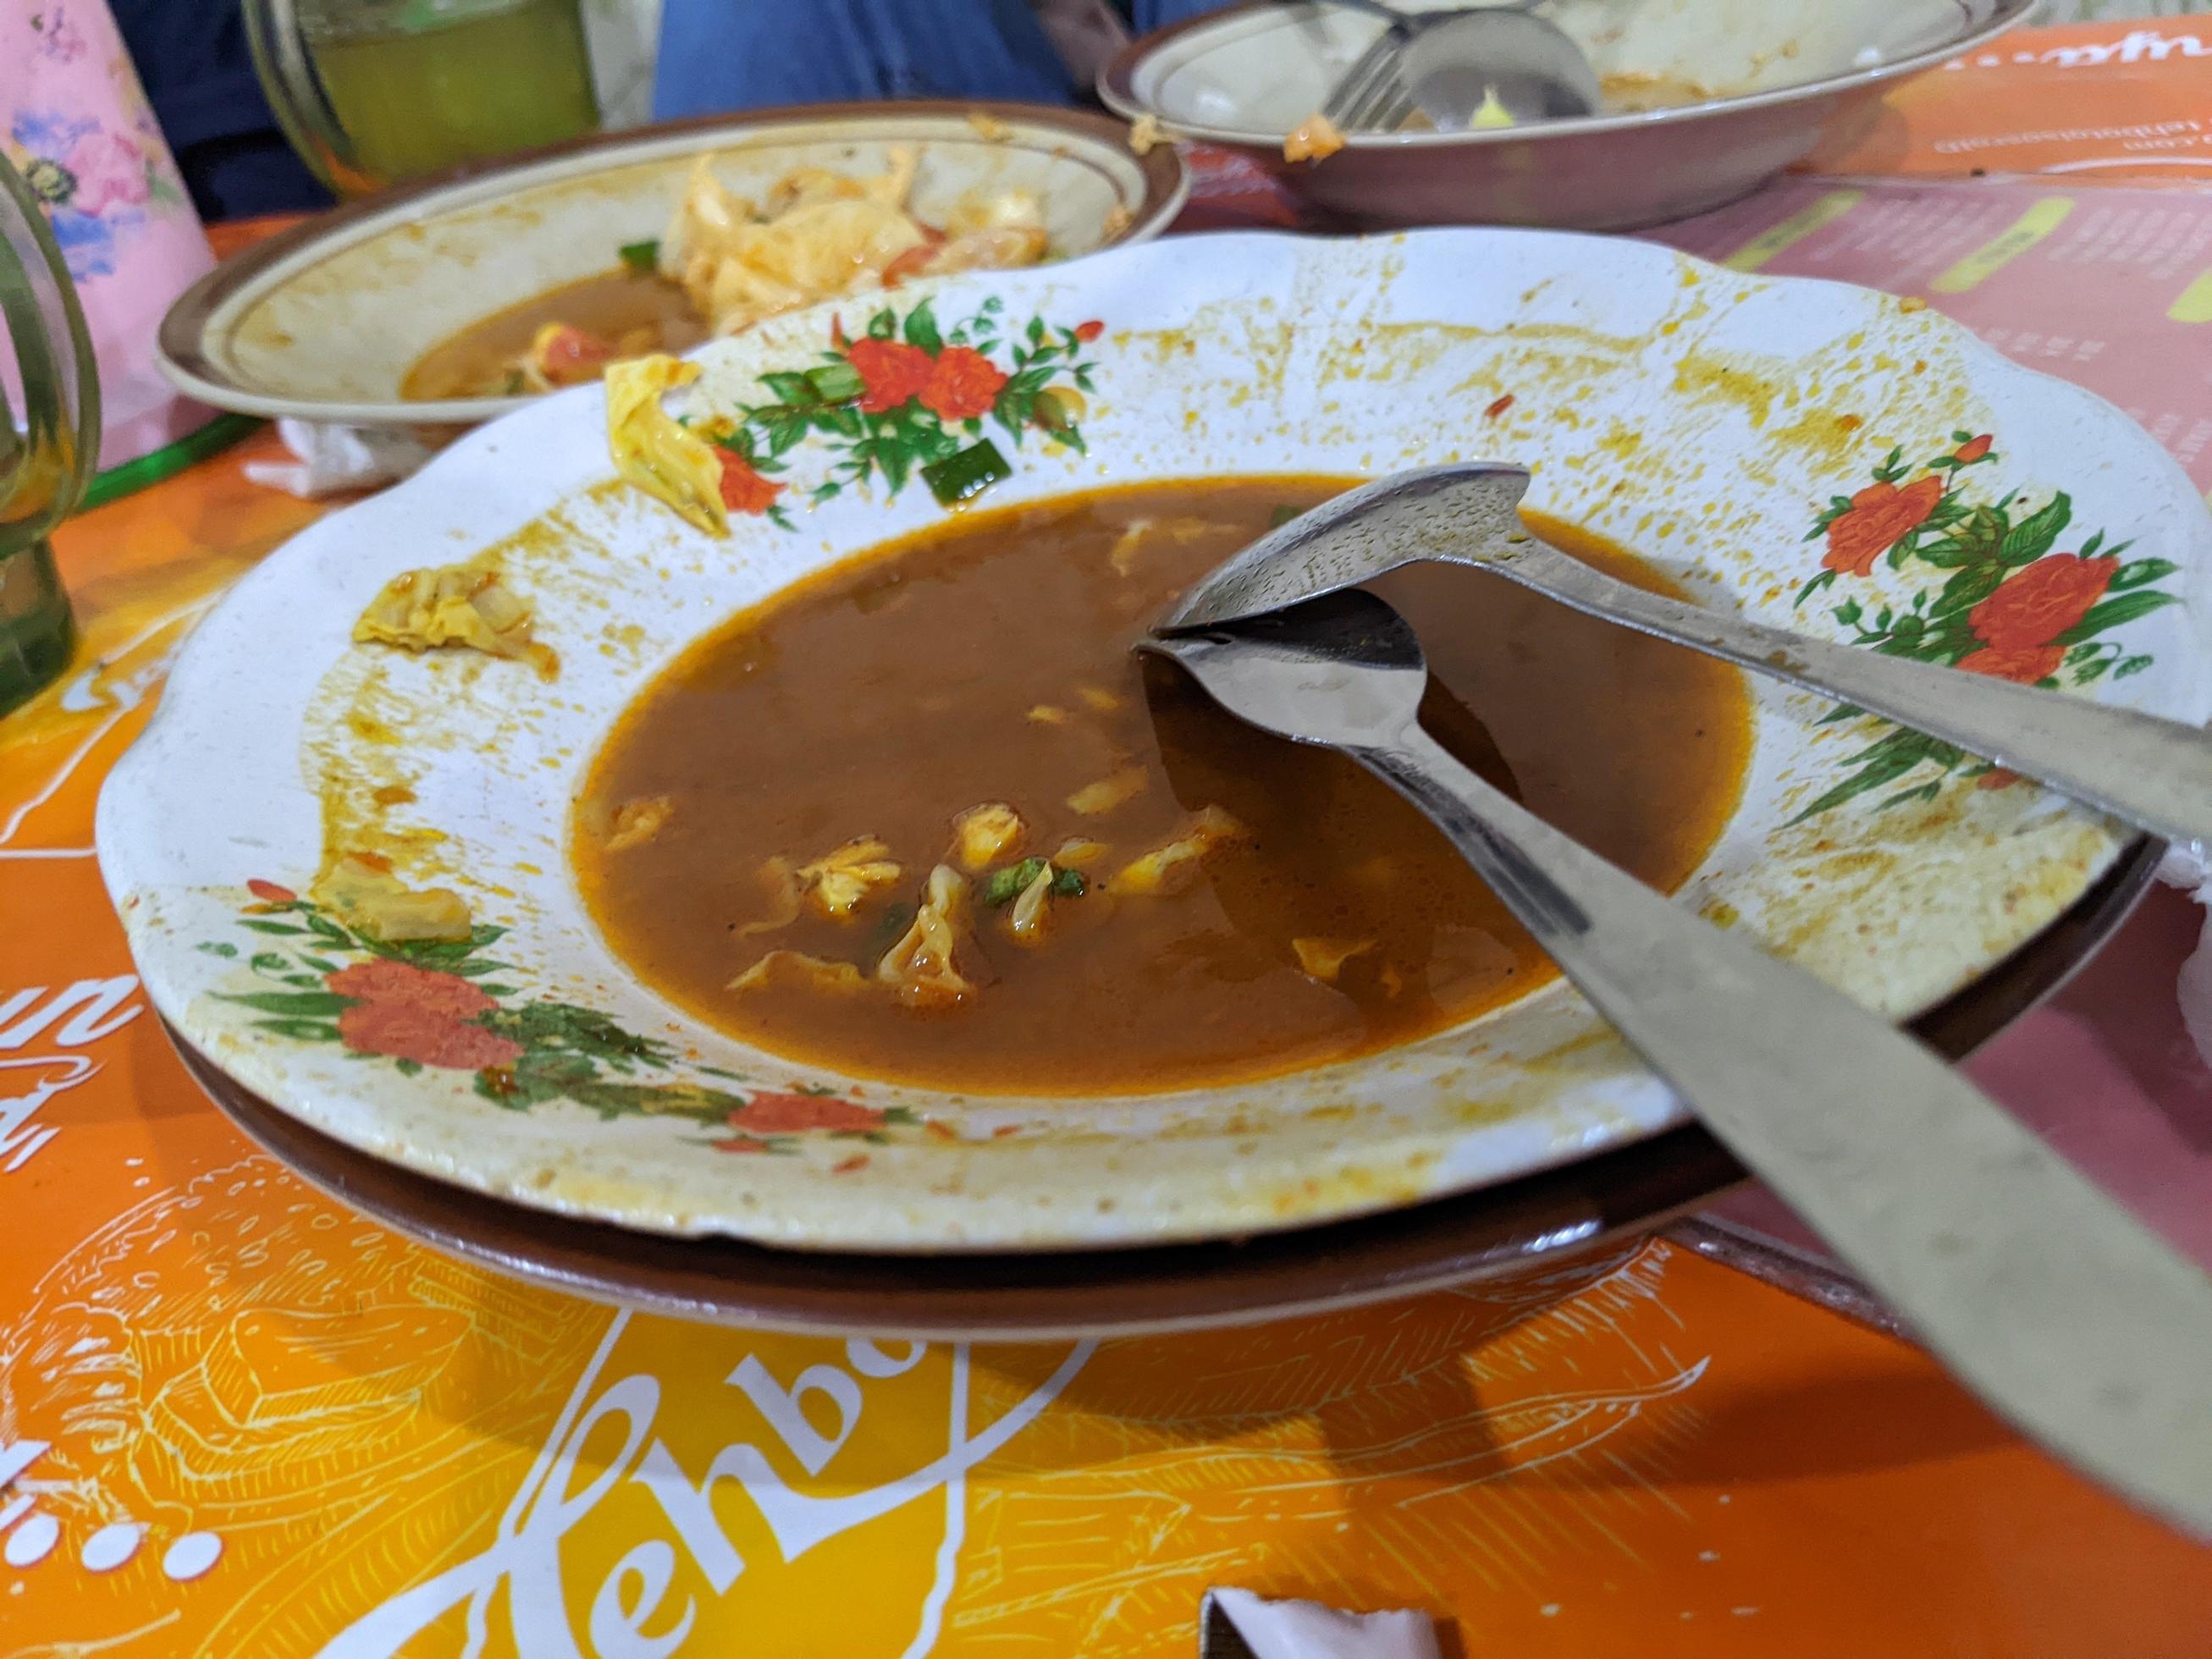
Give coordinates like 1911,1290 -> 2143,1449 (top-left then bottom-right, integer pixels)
0,149 -> 98,721
244,0 -> 604,197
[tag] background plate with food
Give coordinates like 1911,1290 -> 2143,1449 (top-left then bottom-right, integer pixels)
103,229 -> 2212,1254
155,102 -> 1186,428
1101,0 -> 2032,229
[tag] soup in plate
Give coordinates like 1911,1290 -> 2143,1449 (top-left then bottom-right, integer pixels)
575,477 -> 1750,1094
402,151 -> 1053,400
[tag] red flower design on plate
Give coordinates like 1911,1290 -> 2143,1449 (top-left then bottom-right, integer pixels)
726,1091 -> 885,1134
1073,319 -> 1105,342
1955,433 -> 1992,464
247,879 -> 296,904
328,958 -> 494,1018
326,958 -> 521,1070
918,346 -> 1008,422
339,1002 -> 524,1070
1968,553 -> 2117,651
847,337 -> 934,414
1823,476 -> 1945,576
1957,643 -> 2066,684
717,448 -> 785,515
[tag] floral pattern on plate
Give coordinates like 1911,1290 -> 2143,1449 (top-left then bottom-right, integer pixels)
1795,432 -> 2179,818
199,881 -> 911,1157
704,297 -> 1103,523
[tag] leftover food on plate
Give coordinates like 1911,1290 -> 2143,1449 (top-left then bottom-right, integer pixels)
401,148 -> 1051,401
603,355 -> 735,536
573,477 -> 1751,1094
313,851 -> 476,945
1283,113 -> 1347,163
352,553 -> 557,676
1287,65 -> 1721,153
399,262 -> 709,403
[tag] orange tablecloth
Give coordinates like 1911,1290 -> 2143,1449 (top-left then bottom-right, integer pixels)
8,506 -> 2211,1645
10,24 -> 2212,1651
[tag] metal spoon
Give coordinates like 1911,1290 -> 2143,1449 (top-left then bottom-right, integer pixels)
1397,7 -> 1603,126
1160,462 -> 2212,847
1140,587 -> 2212,1537
1310,1 -> 1602,130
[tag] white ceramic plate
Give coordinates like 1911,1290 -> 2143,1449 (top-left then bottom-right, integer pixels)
156,102 -> 1187,427
102,229 -> 2212,1253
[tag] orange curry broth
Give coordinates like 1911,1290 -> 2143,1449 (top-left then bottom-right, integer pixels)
573,478 -> 1750,1094
402,267 -> 708,400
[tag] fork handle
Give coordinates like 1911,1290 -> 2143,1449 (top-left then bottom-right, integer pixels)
1354,724 -> 2212,1536
1492,540 -> 2212,846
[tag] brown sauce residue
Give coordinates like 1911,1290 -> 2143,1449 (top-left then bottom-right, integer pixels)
574,477 -> 1751,1094
402,267 -> 708,401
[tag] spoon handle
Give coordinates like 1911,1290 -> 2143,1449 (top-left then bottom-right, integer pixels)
1355,724 -> 2212,1537
1493,539 -> 2212,846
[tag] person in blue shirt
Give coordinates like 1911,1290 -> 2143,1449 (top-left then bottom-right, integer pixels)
653,0 -> 1225,121
112,0 -> 1222,221
109,0 -> 330,222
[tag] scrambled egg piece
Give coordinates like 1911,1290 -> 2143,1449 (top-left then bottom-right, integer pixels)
1067,766 -> 1148,816
1283,113 -> 1346,163
606,354 -> 727,536
877,863 -> 974,1008
804,837 -> 903,915
1052,837 -> 1106,870
952,802 -> 1025,871
1128,113 -> 1167,156
603,796 -> 674,853
1293,936 -> 1377,984
749,837 -> 904,934
1112,807 -> 1250,896
670,154 -> 924,336
662,152 -> 1046,339
315,852 -> 473,945
352,555 -> 556,676
928,189 -> 1051,277
729,951 -> 869,995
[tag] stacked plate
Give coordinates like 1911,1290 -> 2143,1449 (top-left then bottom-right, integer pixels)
109,224 -> 2212,1338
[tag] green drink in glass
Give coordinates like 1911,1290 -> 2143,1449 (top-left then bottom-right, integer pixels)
246,0 -> 604,196
0,151 -> 98,721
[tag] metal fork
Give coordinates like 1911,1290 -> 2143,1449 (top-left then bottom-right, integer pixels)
1140,588 -> 2212,1538
1320,8 -> 1415,133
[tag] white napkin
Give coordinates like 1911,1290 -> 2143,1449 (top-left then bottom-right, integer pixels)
2159,841 -> 2212,1067
243,419 -> 438,499
1205,1589 -> 1441,1659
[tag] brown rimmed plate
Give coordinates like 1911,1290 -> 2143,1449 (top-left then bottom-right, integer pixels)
1100,0 -> 2029,231
166,835 -> 2154,1340
156,100 -> 1186,428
